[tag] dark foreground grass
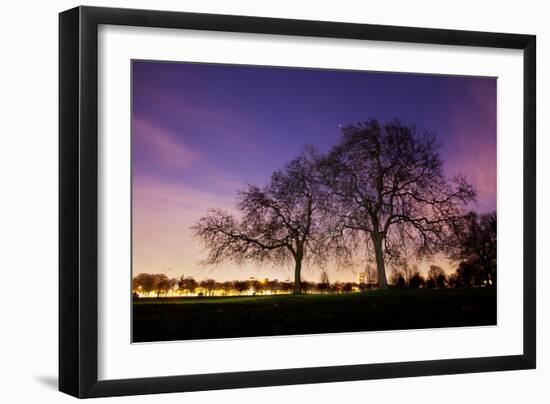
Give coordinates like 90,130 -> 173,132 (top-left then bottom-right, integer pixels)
132,288 -> 496,342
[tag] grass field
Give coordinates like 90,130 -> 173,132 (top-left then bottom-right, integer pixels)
132,288 -> 496,342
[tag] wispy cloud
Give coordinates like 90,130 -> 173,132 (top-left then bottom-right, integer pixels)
136,90 -> 263,154
133,118 -> 200,169
133,175 -> 236,214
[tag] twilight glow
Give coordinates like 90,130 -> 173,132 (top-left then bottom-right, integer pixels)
132,61 -> 496,282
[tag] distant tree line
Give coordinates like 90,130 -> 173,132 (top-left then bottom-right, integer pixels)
133,273 -> 367,298
131,270 -> 490,298
192,119 -> 486,293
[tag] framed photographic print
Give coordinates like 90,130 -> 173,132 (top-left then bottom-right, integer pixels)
59,6 -> 536,398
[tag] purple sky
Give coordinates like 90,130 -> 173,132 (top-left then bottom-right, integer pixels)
132,60 -> 497,282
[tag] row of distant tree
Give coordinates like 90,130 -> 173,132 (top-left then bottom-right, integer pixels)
388,263 -> 492,290
191,119 -> 492,294
133,247 -> 495,298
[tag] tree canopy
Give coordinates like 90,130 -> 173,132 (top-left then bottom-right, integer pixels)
318,119 -> 476,288
192,152 -> 330,293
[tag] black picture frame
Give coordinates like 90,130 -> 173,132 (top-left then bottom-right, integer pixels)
59,5 -> 536,398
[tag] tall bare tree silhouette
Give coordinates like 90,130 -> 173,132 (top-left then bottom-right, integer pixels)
192,152 -> 330,294
318,119 -> 476,289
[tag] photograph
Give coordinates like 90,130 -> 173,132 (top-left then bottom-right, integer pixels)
131,60 -> 497,343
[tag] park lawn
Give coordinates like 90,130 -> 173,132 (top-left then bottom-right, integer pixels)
132,288 -> 496,342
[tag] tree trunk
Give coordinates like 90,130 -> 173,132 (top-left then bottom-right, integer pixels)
293,250 -> 303,294
372,233 -> 388,290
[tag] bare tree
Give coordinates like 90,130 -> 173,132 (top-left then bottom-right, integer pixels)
232,280 -> 248,295
192,153 -> 329,294
200,279 -> 216,296
452,211 -> 497,286
318,271 -> 330,293
318,119 -> 476,289
267,279 -> 281,294
221,281 -> 233,296
364,263 -> 378,289
133,273 -> 154,296
280,280 -> 294,294
151,273 -> 171,297
342,282 -> 354,293
301,280 -> 313,294
401,262 -> 417,285
177,276 -> 198,295
427,265 -> 447,288
409,271 -> 425,289
449,260 -> 485,288
389,267 -> 407,288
